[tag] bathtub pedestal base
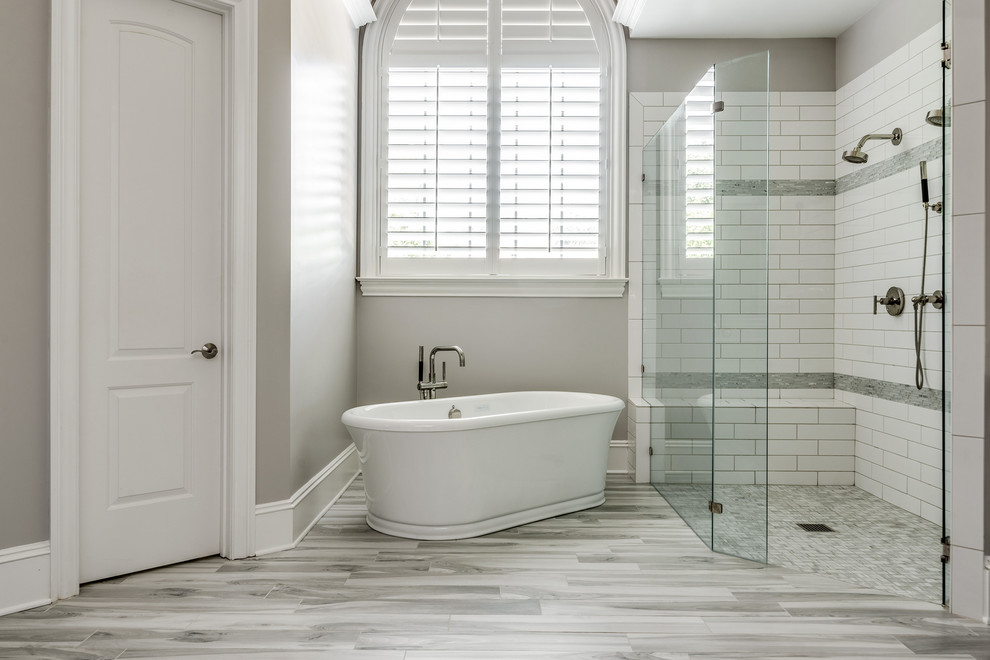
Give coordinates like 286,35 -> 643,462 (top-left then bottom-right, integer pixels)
366,491 -> 606,541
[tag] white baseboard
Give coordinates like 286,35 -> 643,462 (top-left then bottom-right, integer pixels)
607,439 -> 631,475
0,541 -> 51,616
984,555 -> 989,625
255,444 -> 360,556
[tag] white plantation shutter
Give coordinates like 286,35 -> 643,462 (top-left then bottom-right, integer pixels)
501,0 -> 598,67
685,68 -> 715,258
386,68 -> 488,259
499,68 -> 600,260
391,0 -> 489,66
382,0 -> 606,275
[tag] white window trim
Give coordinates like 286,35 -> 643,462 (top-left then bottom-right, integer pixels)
359,0 -> 627,297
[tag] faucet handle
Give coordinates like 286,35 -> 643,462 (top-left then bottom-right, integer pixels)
873,286 -> 905,316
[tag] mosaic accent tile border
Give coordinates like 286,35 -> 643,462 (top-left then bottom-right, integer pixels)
649,371 -> 943,409
653,371 -> 832,390
833,373 -> 943,410
835,138 -> 944,195
698,138 -> 944,198
717,179 -> 836,196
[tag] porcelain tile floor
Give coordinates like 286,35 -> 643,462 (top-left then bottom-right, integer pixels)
1,476 -> 987,659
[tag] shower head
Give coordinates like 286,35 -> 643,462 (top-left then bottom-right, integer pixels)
925,108 -> 948,127
842,147 -> 869,163
841,127 -> 903,165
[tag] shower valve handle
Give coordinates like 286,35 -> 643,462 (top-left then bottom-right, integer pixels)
873,286 -> 905,316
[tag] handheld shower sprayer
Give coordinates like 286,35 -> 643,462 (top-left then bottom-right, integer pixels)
919,160 -> 941,213
911,160 -> 944,390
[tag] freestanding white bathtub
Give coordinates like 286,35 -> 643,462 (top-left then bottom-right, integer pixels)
341,391 -> 625,540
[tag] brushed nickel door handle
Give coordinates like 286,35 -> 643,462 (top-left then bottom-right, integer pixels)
191,342 -> 219,359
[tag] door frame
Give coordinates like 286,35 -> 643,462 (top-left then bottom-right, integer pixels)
49,0 -> 258,600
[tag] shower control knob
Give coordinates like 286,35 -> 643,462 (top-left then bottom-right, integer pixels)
873,286 -> 905,316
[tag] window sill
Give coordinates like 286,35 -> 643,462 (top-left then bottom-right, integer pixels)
357,276 -> 628,298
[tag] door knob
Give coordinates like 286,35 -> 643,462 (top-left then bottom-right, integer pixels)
191,342 -> 219,359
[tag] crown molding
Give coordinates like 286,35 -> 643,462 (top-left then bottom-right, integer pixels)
342,0 -> 376,28
612,0 -> 646,29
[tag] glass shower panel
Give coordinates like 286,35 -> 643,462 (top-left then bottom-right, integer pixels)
644,75 -> 716,549
710,51 -> 770,563
940,0 -> 951,606
645,52 -> 769,563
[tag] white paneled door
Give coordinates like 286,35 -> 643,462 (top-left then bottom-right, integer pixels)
79,0 -> 223,583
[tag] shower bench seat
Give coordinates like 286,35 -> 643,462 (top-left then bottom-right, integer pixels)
630,397 -> 855,486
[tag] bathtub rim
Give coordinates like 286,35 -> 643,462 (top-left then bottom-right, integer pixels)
342,391 -> 626,433
365,490 -> 606,540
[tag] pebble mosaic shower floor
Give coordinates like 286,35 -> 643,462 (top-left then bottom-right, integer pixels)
656,483 -> 943,603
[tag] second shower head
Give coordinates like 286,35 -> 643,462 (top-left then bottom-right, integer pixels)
842,127 -> 903,164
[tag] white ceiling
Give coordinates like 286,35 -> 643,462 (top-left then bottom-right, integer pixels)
616,0 -> 885,39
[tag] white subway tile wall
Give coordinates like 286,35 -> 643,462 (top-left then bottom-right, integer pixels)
629,22 -> 947,526
834,23 -> 945,525
648,399 -> 855,486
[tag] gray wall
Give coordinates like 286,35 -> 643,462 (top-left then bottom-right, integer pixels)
628,38 -> 835,93
356,297 -> 629,440
256,0 -> 293,504
0,0 -> 50,550
0,0 -> 357,520
836,0 -> 942,88
288,0 -> 359,491
256,0 -> 360,501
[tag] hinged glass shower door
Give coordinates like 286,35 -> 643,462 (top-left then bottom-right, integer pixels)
644,51 -> 770,564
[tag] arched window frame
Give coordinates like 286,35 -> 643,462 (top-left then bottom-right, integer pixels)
358,0 -> 627,297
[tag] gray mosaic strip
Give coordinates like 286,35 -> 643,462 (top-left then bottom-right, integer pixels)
833,373 -> 943,411
650,371 -> 942,409
717,179 -> 836,196
654,372 -> 833,390
770,372 -> 835,389
835,138 -> 944,195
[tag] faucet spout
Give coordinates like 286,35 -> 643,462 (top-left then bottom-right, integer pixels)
429,345 -> 466,374
418,346 -> 466,399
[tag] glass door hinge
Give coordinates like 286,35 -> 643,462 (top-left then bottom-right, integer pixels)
648,446 -> 653,456
711,101 -> 725,113
941,536 -> 950,563
941,42 -> 951,69
708,501 -> 723,514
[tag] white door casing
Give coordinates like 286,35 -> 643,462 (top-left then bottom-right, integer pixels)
78,0 -> 223,583
50,0 -> 258,598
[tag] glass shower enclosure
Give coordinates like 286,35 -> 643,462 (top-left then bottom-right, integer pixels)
643,52 -> 770,563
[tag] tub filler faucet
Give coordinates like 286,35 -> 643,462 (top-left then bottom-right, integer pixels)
417,345 -> 466,399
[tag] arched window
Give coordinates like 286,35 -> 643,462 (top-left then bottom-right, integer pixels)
359,0 -> 626,296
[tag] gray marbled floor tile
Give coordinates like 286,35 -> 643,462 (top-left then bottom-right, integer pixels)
447,614 -> 709,634
116,653 -> 405,659
355,631 -> 634,652
0,475 -> 984,659
403,654 -> 689,660
627,633 -> 919,656
0,649 -> 122,660
79,629 -> 362,654
896,633 -> 990,660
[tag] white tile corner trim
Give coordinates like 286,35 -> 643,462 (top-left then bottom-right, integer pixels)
607,439 -> 632,474
0,541 -> 51,617
255,444 -> 361,556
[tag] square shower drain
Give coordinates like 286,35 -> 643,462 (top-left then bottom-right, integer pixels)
797,523 -> 835,532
